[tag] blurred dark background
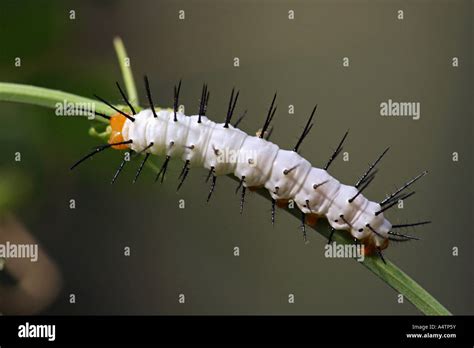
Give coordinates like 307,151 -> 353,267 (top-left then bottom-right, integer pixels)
0,0 -> 471,314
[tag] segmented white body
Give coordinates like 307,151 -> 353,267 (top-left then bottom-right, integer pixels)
122,109 -> 392,247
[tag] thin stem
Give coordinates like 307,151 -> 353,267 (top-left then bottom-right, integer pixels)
0,83 -> 109,124
113,37 -> 139,106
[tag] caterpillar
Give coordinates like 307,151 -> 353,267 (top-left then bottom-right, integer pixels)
71,77 -> 430,262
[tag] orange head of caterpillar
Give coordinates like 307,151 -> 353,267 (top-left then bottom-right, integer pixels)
109,113 -> 129,150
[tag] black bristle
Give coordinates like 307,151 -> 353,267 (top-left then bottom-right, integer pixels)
173,79 -> 182,122
207,173 -> 217,202
313,180 -> 329,190
259,93 -> 277,138
198,83 -> 210,123
203,89 -> 210,117
375,247 -> 386,264
339,214 -> 353,228
90,110 -> 111,120
70,140 -> 133,170
271,198 -> 276,226
111,151 -> 132,184
387,231 -> 420,241
235,176 -> 245,194
133,142 -> 154,184
376,191 -> 415,216
283,164 -> 299,176
392,221 -> 431,229
293,104 -> 317,153
233,109 -> 247,128
93,94 -> 135,122
144,75 -> 158,118
240,186 -> 246,214
116,81 -> 137,115
205,166 -> 214,183
224,88 -> 240,128
328,227 -> 336,244
324,130 -> 349,171
380,171 -> 427,206
177,160 -> 190,191
366,223 -> 384,238
301,211 -> 307,243
348,174 -> 376,203
133,153 -> 150,184
154,155 -> 170,183
355,147 -> 389,188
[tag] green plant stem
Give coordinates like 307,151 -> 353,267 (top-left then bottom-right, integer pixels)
0,54 -> 452,317
113,37 -> 139,106
0,83 -> 109,124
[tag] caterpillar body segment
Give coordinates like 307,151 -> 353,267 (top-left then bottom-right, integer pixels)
114,108 -> 393,253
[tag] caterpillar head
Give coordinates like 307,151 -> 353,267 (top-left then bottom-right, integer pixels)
108,113 -> 129,149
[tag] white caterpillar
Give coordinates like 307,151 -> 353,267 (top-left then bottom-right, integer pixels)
74,81 -> 429,260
